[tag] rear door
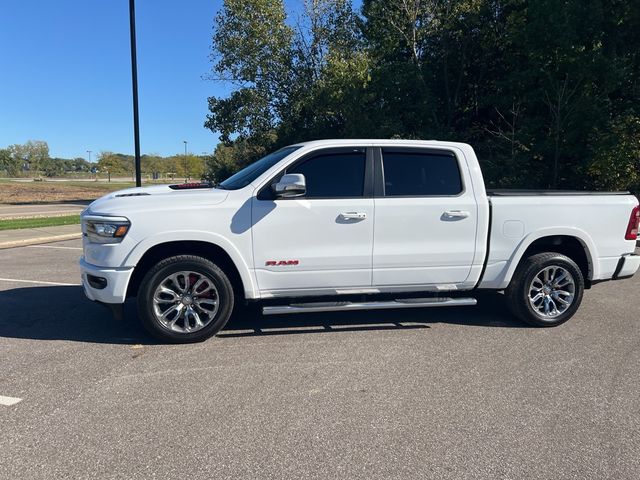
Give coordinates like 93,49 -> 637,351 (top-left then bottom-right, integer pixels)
251,147 -> 375,294
372,147 -> 478,287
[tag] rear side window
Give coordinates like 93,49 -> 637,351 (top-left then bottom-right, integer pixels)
287,151 -> 366,198
382,150 -> 463,196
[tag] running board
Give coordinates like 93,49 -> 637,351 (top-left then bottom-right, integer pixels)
262,297 -> 477,315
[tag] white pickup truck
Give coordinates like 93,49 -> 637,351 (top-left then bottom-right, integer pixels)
80,140 -> 640,342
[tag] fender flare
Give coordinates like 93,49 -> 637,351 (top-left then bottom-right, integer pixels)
123,230 -> 259,299
499,227 -> 598,289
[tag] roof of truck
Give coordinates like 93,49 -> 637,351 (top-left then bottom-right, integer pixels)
290,139 -> 471,148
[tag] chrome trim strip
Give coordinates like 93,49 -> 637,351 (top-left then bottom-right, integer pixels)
262,297 -> 477,315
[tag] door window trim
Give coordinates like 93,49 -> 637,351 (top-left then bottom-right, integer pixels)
257,147 -> 375,200
374,147 -> 467,198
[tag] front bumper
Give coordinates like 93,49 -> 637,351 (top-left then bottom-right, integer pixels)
80,257 -> 134,304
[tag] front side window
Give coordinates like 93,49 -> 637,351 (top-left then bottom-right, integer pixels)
286,150 -> 366,198
382,149 -> 463,196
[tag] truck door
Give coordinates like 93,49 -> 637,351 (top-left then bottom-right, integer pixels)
372,147 -> 478,287
251,147 -> 375,294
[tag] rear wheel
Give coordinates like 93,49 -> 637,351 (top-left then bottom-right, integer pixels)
137,255 -> 234,343
505,252 -> 584,327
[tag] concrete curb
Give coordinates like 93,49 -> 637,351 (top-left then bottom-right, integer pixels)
0,233 -> 82,250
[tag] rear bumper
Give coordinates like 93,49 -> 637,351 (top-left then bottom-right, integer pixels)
80,257 -> 133,304
613,253 -> 640,280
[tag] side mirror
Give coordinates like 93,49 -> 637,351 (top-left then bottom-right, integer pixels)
272,173 -> 306,198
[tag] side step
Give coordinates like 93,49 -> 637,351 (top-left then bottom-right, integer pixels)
262,297 -> 477,315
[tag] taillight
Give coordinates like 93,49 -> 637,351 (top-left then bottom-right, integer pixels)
626,205 -> 640,240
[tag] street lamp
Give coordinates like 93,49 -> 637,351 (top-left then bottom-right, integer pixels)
183,140 -> 188,181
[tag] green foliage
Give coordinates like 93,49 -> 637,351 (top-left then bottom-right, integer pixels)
6,140 -> 49,176
40,156 -> 92,177
95,152 -> 207,180
1,142 -> 92,178
41,158 -> 65,177
205,0 -> 366,176
1,143 -> 209,181
173,154 -> 205,179
97,151 -> 130,176
203,140 -> 273,183
205,0 -> 293,146
206,0 -> 640,192
203,144 -> 239,183
0,148 -> 18,176
588,115 -> 640,194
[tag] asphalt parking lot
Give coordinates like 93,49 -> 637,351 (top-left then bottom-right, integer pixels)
1,240 -> 639,479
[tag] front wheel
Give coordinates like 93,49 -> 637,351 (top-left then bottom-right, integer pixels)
505,252 -> 584,327
137,255 -> 234,343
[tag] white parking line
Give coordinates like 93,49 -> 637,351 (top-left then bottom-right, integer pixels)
0,396 -> 23,406
27,245 -> 82,251
0,278 -> 80,286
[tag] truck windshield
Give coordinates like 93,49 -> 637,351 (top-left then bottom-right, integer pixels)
218,146 -> 301,190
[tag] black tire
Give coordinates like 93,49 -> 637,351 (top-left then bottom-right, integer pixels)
505,252 -> 584,327
137,255 -> 234,343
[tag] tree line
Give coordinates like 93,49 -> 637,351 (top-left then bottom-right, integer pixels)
0,141 -> 207,180
0,141 -> 82,177
96,152 -> 206,179
204,0 -> 640,193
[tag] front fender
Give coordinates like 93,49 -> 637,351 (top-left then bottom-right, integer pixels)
123,230 -> 259,299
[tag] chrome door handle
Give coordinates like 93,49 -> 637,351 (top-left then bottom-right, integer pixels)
340,212 -> 367,220
443,210 -> 469,219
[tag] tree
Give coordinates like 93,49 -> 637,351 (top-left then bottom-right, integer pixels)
588,114 -> 640,193
41,157 -> 65,177
0,148 -> 20,176
69,157 -> 91,173
278,0 -> 368,142
204,0 -> 640,193
7,140 -> 50,176
203,143 -> 246,183
97,151 -> 128,176
202,0 -> 368,185
205,0 -> 294,151
173,154 -> 205,179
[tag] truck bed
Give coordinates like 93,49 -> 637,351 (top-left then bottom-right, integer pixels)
479,192 -> 638,289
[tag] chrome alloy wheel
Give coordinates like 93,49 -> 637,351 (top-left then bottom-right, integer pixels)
152,271 -> 219,333
528,265 -> 575,318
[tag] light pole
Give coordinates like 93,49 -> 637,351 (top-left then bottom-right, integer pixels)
202,151 -> 208,180
183,140 -> 188,181
129,0 -> 142,186
87,150 -> 92,179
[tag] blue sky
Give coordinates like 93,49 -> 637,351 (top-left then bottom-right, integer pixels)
0,0 -> 322,160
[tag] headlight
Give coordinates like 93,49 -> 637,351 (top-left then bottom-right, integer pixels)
83,215 -> 131,244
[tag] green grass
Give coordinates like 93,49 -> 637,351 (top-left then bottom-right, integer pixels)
0,214 -> 81,231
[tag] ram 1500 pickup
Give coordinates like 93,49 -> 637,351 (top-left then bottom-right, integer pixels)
80,140 -> 640,342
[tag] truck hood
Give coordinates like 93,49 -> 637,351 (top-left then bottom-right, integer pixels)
85,183 -> 230,216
